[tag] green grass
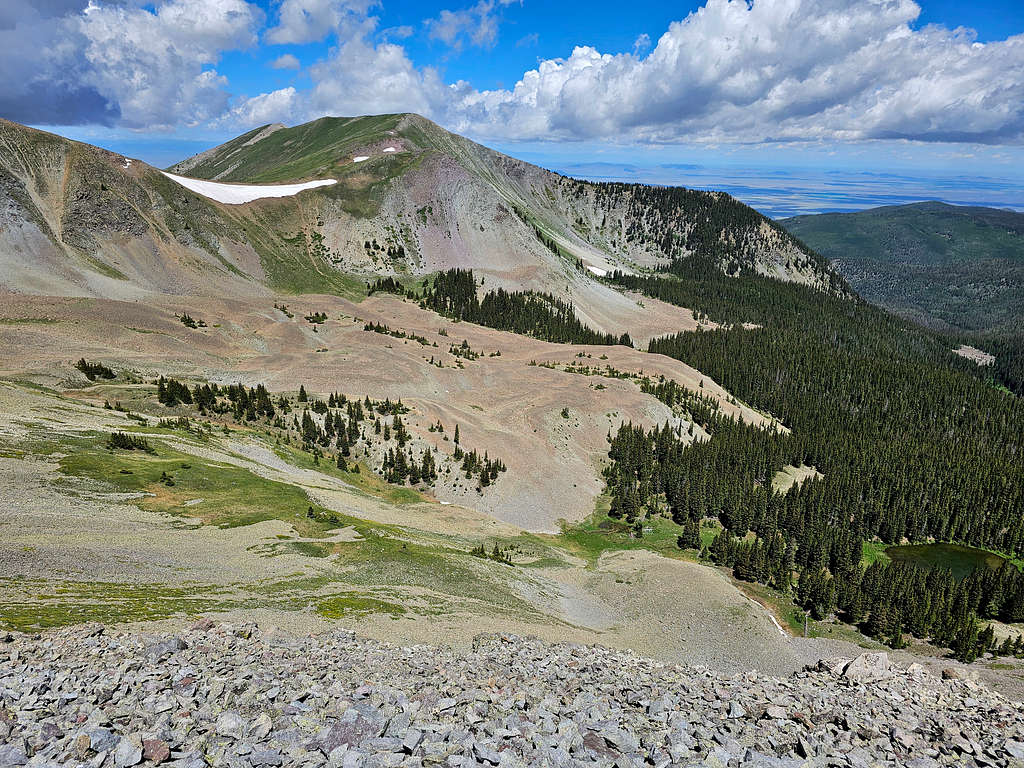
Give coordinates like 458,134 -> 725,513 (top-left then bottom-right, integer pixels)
317,593 -> 406,619
83,254 -> 128,281
271,442 -> 425,505
242,212 -> 368,297
0,317 -> 59,325
288,541 -> 332,558
178,115 -> 406,183
0,579 -> 231,632
59,434 -> 341,537
861,540 -> 892,567
551,497 -> 692,566
733,579 -> 883,647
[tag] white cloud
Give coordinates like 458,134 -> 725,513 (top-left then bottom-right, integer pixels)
271,53 -> 301,69
515,32 -> 538,48
632,33 -> 650,56
440,0 -> 1024,145
307,38 -> 456,117
75,0 -> 262,130
266,0 -> 375,45
234,0 -> 1023,147
383,25 -> 414,40
0,0 -> 118,125
424,0 -> 519,50
8,0 -> 1023,148
217,87 -> 299,126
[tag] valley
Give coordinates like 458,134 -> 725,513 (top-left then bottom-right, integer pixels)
4,0 -> 1024,762
0,318 -> 820,679
1,114 -> 1023,707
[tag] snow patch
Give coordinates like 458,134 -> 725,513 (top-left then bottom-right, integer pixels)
123,159 -> 132,168
383,147 -> 397,153
160,171 -> 337,205
353,156 -> 369,163
585,265 -> 608,277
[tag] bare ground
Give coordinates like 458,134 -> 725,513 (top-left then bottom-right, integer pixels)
0,292 -> 771,531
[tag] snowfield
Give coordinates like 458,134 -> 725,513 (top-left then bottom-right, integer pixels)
160,172 -> 337,205
586,265 -> 609,277
353,156 -> 369,163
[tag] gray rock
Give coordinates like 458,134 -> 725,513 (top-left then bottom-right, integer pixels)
216,711 -> 246,740
1006,740 -> 1024,759
1,623 -> 1021,768
842,653 -> 891,681
0,743 -> 28,766
88,728 -> 119,753
251,713 -> 273,740
249,749 -> 284,766
114,736 -> 143,767
402,729 -> 424,754
602,727 -> 639,754
472,742 -> 502,765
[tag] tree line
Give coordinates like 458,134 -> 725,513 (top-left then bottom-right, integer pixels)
421,268 -> 632,346
605,256 -> 1023,661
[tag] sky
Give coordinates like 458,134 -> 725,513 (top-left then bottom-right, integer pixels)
2,0 -> 1023,217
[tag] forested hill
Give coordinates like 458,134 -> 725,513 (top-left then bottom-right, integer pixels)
606,257 -> 1023,662
780,202 -> 1024,335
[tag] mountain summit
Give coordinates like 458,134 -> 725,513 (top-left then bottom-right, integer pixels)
1,114 -> 838,330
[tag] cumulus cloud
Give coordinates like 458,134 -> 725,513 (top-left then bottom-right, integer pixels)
271,53 -> 301,69
0,0 -> 262,129
216,87 -> 299,126
266,0 -> 376,45
441,0 -> 1024,145
307,38 -> 456,118
4,0 -> 1024,148
424,0 -> 520,50
76,0 -> 262,130
0,0 -> 118,125
231,0 -> 1023,146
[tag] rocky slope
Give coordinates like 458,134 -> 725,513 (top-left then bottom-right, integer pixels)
169,114 -> 838,293
2,622 -> 1023,768
0,115 -> 839,334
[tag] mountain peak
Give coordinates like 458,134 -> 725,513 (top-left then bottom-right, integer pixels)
0,114 -> 840,305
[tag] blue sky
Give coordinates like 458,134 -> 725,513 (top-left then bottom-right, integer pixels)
4,0 -> 1023,215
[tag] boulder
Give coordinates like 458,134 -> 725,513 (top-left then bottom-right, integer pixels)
842,652 -> 891,681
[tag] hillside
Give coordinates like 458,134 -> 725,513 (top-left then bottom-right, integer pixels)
781,202 -> 1024,335
168,113 -> 840,292
6,623 -> 1024,768
2,116 -> 1022,692
0,116 -> 839,330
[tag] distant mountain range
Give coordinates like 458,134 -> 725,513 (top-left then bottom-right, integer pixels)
781,201 -> 1024,336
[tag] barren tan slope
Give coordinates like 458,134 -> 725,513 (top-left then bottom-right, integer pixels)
0,291 -> 770,530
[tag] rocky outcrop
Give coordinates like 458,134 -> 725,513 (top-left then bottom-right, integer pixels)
1,624 -> 1022,767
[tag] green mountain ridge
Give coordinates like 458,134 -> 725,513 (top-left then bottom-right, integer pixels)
781,201 -> 1024,335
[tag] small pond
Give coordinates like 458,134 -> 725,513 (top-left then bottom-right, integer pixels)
885,543 -> 1007,579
